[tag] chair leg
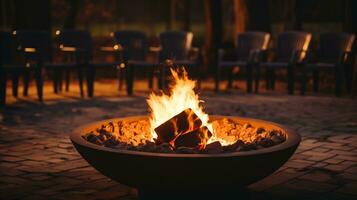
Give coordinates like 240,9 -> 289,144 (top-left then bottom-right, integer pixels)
0,69 -> 6,106
11,70 -> 19,98
23,69 -> 30,96
255,64 -> 261,93
126,65 -> 134,95
65,69 -> 70,92
196,65 -> 201,90
227,67 -> 233,89
215,65 -> 220,92
344,64 -> 352,93
148,67 -> 154,89
58,69 -> 63,92
300,66 -> 307,95
158,64 -> 166,90
352,66 -> 357,98
117,67 -> 121,91
119,68 -> 125,91
287,65 -> 295,95
270,69 -> 276,90
117,67 -> 125,91
77,67 -> 84,98
53,69 -> 58,94
246,65 -> 253,93
35,67 -> 43,102
86,64 -> 95,98
312,69 -> 319,93
335,65 -> 343,97
265,69 -> 270,90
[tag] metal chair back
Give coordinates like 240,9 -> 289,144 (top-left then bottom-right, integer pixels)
276,31 -> 311,62
319,33 -> 355,63
113,31 -> 148,61
159,31 -> 193,61
56,30 -> 92,59
14,30 -> 52,62
0,31 -> 15,65
236,32 -> 270,61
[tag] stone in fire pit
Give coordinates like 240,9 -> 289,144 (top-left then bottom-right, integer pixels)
83,117 -> 286,154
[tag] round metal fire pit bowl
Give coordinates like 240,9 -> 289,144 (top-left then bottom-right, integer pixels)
70,116 -> 300,199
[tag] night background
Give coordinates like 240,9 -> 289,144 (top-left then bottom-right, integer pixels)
0,1 -> 357,200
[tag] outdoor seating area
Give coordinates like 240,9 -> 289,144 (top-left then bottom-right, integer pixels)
1,1 -> 357,200
1,28 -> 357,105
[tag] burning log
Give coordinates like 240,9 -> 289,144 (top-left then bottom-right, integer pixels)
154,108 -> 202,144
174,126 -> 212,149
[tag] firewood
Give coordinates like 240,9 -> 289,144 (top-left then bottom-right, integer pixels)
154,108 -> 202,144
174,126 -> 212,149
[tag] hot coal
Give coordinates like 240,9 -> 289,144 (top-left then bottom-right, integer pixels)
154,108 -> 202,144
83,119 -> 151,148
83,118 -> 286,154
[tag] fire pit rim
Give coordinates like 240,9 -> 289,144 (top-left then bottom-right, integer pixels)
70,115 -> 301,158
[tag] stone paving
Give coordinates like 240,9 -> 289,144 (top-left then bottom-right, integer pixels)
1,80 -> 357,200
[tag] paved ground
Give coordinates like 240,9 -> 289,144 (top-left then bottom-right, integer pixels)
0,79 -> 357,200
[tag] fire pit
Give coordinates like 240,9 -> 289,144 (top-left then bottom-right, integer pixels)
70,68 -> 301,199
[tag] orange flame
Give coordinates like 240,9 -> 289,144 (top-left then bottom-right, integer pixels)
147,67 -> 236,147
147,68 -> 213,140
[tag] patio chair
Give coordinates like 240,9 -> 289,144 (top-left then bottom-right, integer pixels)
158,31 -> 200,89
13,30 -> 54,101
302,33 -> 355,97
55,30 -> 92,97
217,32 -> 270,93
113,31 -> 154,95
0,31 -> 27,106
257,31 -> 312,94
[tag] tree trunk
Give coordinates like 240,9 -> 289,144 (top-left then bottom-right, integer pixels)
14,0 -> 51,31
1,0 -> 8,29
245,0 -> 271,32
233,0 -> 247,35
183,0 -> 191,31
349,0 -> 357,53
64,0 -> 80,29
343,0 -> 352,32
204,0 -> 222,74
294,0 -> 303,30
281,0 -> 304,31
